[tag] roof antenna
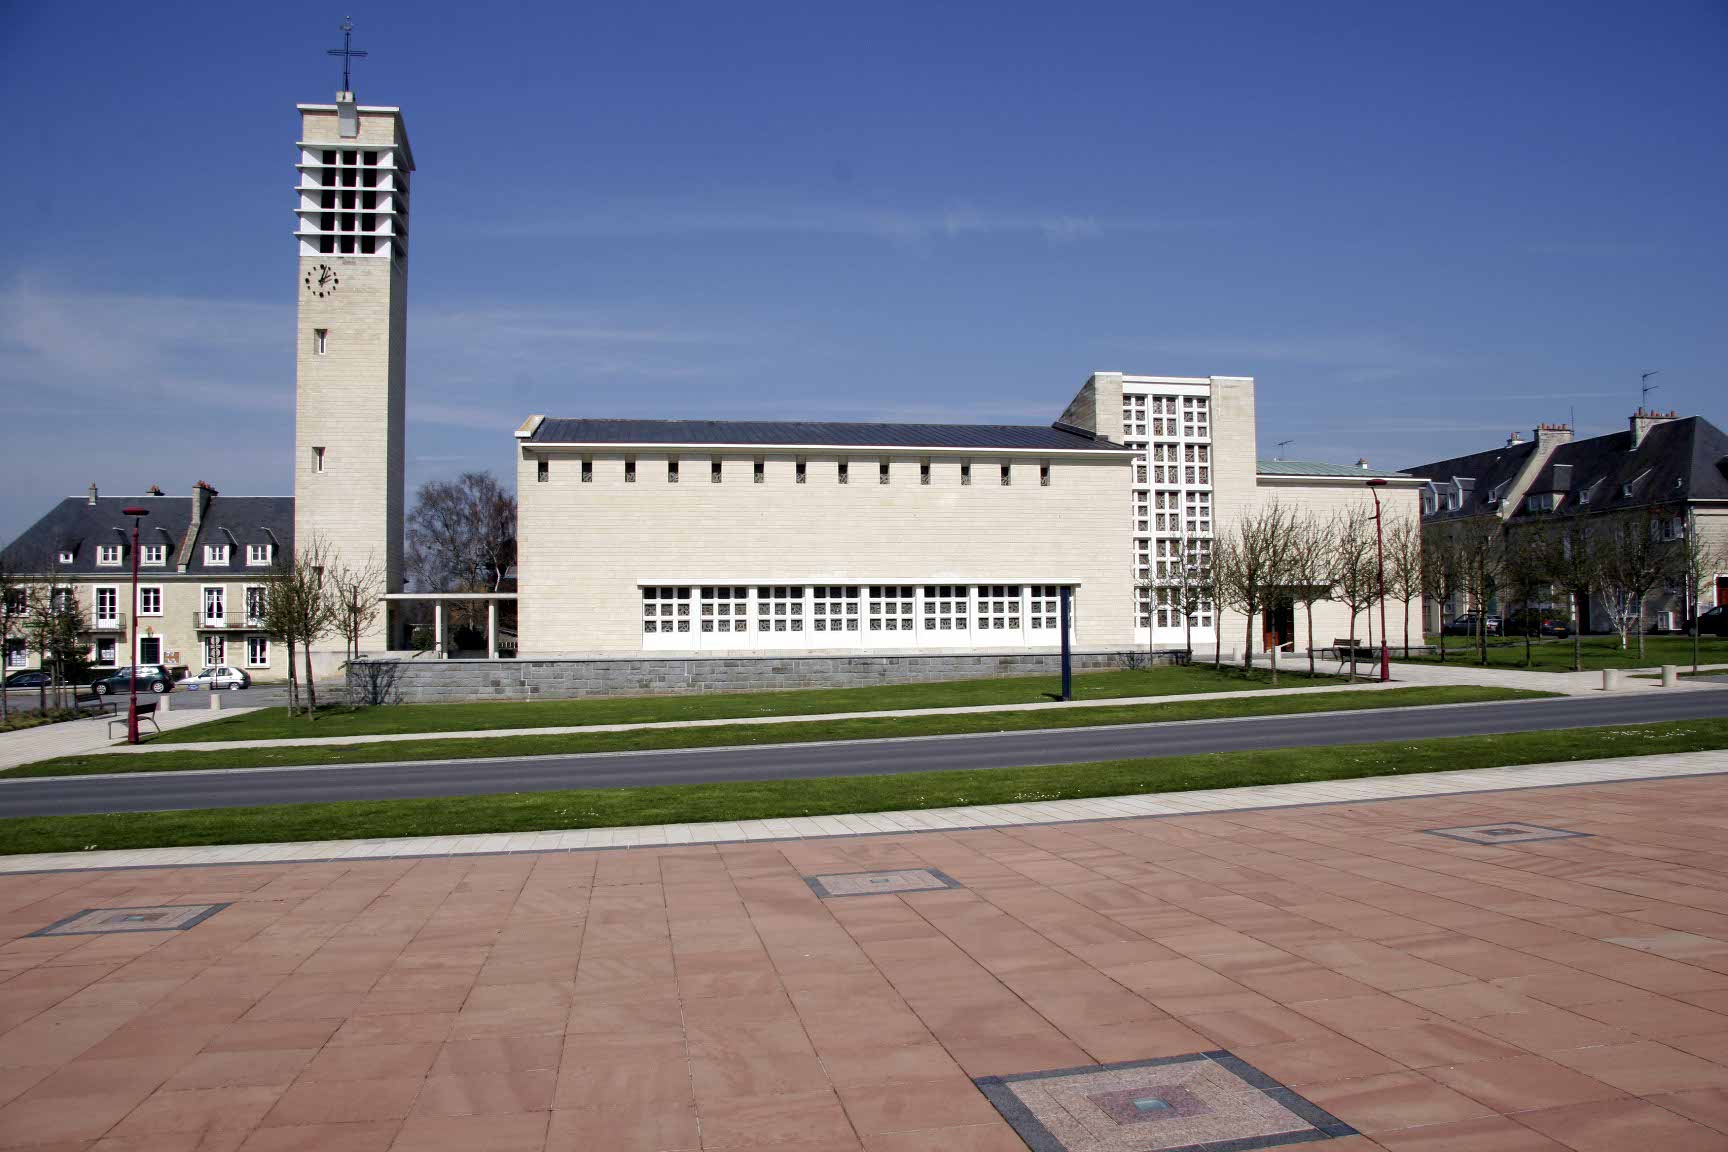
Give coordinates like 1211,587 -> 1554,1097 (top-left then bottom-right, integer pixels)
1640,370 -> 1660,410
1274,439 -> 1294,460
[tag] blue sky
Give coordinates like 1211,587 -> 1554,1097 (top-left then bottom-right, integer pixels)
2,1 -> 1724,540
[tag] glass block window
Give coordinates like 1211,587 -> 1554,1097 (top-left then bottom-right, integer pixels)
700,586 -> 749,633
922,585 -> 968,631
1122,394 -> 1148,437
867,585 -> 915,632
1028,585 -> 1060,631
754,585 -> 805,633
976,584 -> 1021,631
811,585 -> 860,632
641,586 -> 691,634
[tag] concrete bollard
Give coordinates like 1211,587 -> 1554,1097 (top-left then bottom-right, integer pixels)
1602,669 -> 1622,691
158,693 -> 170,713
210,691 -> 221,711
1662,665 -> 1679,688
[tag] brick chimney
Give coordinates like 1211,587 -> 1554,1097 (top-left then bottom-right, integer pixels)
86,483 -> 98,505
1506,432 -> 1524,447
1534,422 -> 1573,451
176,481 -> 219,571
1629,408 -> 1678,448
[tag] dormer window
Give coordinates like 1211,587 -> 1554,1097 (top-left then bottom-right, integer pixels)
246,544 -> 273,566
97,544 -> 122,566
57,550 -> 74,564
141,544 -> 166,566
205,544 -> 231,565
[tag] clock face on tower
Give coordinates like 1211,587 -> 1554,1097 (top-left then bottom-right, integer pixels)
303,264 -> 340,297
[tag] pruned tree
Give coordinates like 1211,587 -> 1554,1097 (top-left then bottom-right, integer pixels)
1204,540 -> 1231,669
261,539 -> 336,716
1595,510 -> 1679,659
1217,500 -> 1300,683
1332,509 -> 1378,679
1537,514 -> 1594,673
0,560 -> 24,724
1385,513 -> 1425,659
1676,512 -> 1728,673
1499,526 -> 1552,667
1284,513 -> 1335,676
328,553 -> 385,665
406,472 -> 516,631
1421,521 -> 1466,663
26,581 -> 87,711
1451,515 -> 1505,664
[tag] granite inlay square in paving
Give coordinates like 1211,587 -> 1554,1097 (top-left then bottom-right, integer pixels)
1422,823 -> 1589,846
974,1050 -> 1356,1152
27,903 -> 231,937
802,867 -> 963,898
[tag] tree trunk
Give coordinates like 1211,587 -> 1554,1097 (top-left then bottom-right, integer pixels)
1524,595 -> 1532,666
1270,634 -> 1279,686
1573,623 -> 1582,673
1213,612 -> 1222,669
1306,603 -> 1316,676
1402,600 -> 1410,660
1242,607 -> 1255,671
1348,610 -> 1359,680
301,641 -> 318,715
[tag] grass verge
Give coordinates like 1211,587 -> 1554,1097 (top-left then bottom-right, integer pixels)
5,686 -> 1548,778
154,665 -> 1352,743
1403,635 -> 1728,673
2,718 -> 1722,856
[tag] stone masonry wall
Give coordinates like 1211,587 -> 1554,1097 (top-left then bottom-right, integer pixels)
349,649 -> 1165,703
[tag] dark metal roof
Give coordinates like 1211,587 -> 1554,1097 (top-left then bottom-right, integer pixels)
527,418 -> 1131,452
1256,459 -> 1411,479
1526,417 -> 1728,512
1399,442 -> 1537,520
1,495 -> 294,576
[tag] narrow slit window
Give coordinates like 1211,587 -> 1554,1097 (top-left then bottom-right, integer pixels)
711,458 -> 723,484
1040,462 -> 1051,487
314,328 -> 327,355
313,446 -> 325,473
754,458 -> 765,484
795,458 -> 807,484
838,460 -> 849,485
1001,463 -> 1012,486
920,461 -> 931,485
668,459 -> 679,483
961,462 -> 972,486
581,458 -> 593,483
536,459 -> 549,483
625,458 -> 637,483
879,460 -> 890,485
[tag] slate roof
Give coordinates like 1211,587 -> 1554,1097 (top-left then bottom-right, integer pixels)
526,418 -> 1132,453
1399,441 -> 1538,520
1,494 -> 294,576
1524,417 -> 1728,512
1256,459 -> 1412,479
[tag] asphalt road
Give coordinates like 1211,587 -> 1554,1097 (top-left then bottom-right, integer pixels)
4,688 -> 1727,819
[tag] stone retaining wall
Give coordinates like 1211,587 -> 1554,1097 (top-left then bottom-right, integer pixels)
347,649 -> 1171,703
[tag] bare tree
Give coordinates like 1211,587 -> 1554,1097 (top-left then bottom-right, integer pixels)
1218,501 -> 1299,683
26,582 -> 87,711
1285,513 -> 1335,676
328,554 -> 385,665
0,561 -> 24,724
406,472 -> 516,630
1385,513 -> 1425,659
1499,526 -> 1551,667
1452,516 -> 1505,664
1421,522 -> 1466,663
1205,541 -> 1231,669
1537,514 -> 1594,673
261,539 -> 336,716
1675,511 -> 1726,673
1596,510 -> 1679,659
1332,510 -> 1378,679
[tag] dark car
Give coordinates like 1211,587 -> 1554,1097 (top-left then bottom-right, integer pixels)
3,669 -> 52,689
1695,605 -> 1728,638
1444,613 -> 1502,636
1505,610 -> 1572,638
90,665 -> 174,696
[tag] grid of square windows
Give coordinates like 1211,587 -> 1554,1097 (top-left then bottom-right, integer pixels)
700,586 -> 749,632
1125,388 -> 1213,637
867,585 -> 915,632
1028,585 -> 1060,630
976,584 -> 1021,631
812,585 -> 860,632
641,586 -> 690,634
922,585 -> 969,631
756,585 -> 805,632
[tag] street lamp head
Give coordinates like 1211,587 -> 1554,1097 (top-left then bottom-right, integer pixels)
1364,478 -> 1387,488
121,506 -> 150,517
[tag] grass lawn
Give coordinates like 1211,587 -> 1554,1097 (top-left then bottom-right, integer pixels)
154,664 -> 1353,744
2,717 -> 1720,856
2,685 -> 1546,779
1401,634 -> 1728,673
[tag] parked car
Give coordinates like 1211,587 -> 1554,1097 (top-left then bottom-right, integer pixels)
1445,613 -> 1502,636
1504,610 -> 1572,638
1694,605 -> 1728,638
186,665 -> 252,691
3,669 -> 52,689
89,665 -> 175,696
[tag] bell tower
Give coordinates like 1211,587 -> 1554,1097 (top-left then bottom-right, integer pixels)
292,28 -> 412,655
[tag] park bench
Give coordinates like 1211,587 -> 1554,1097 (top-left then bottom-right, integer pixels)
107,699 -> 160,738
1322,638 -> 1377,673
72,688 -> 114,717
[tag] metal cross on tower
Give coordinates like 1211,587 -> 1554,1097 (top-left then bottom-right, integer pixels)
327,18 -> 368,92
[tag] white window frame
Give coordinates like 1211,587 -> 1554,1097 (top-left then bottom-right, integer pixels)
141,543 -> 167,567
205,544 -> 231,565
4,638 -> 26,668
203,634 -> 226,668
137,585 -> 163,617
244,585 -> 268,626
202,585 -> 226,626
245,635 -> 271,667
246,544 -> 273,566
96,543 -> 122,566
94,586 -> 119,627
92,636 -> 118,668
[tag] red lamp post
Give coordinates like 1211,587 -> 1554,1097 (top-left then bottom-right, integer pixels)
1365,479 -> 1390,682
120,506 -> 150,743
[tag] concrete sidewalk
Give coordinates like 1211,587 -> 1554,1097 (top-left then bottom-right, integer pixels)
4,746 -> 1723,875
0,700 -> 256,771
